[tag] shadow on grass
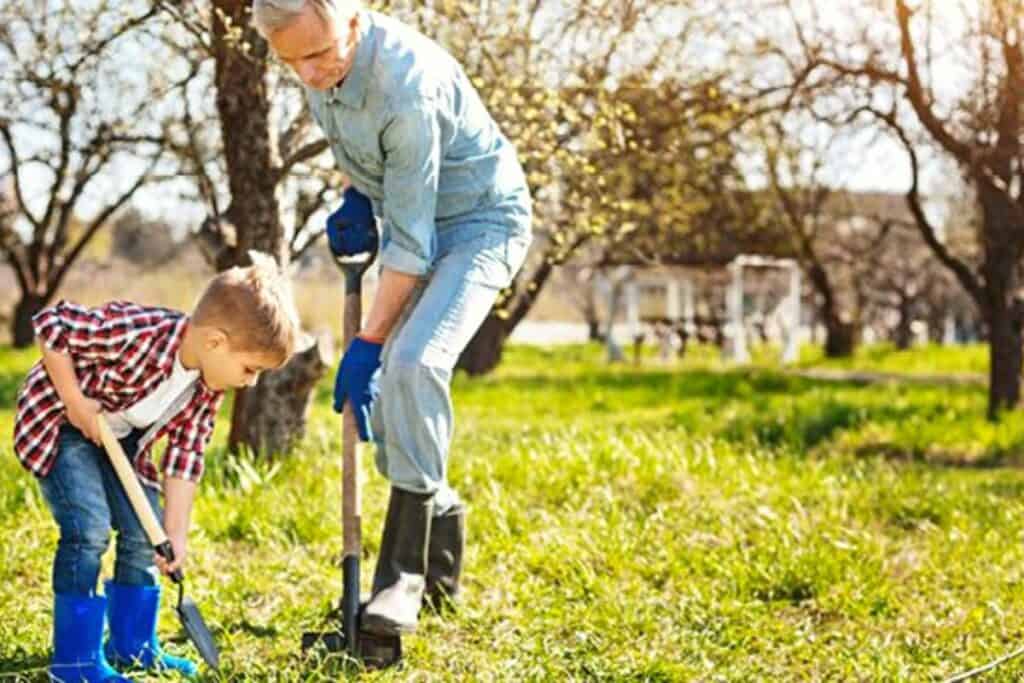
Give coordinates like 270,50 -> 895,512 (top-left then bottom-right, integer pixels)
485,367 -> 841,400
222,618 -> 280,639
852,442 -> 1018,470
485,366 -> 985,409
470,367 -> 1017,470
0,364 -> 26,407
0,649 -> 49,681
296,648 -> 378,680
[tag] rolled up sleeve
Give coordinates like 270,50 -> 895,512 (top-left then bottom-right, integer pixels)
33,300 -> 136,361
379,104 -> 441,276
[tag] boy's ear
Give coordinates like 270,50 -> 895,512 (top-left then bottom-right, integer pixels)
204,328 -> 229,350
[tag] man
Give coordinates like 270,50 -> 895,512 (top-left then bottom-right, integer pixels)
253,0 -> 532,636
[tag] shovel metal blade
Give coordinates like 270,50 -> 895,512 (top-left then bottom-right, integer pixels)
302,629 -> 346,653
358,630 -> 403,670
178,596 -> 220,670
301,627 -> 402,670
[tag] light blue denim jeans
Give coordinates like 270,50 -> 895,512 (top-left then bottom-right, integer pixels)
38,424 -> 162,595
369,189 -> 532,513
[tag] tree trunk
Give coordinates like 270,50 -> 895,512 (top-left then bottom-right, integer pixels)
806,262 -> 856,358
580,280 -> 605,342
11,292 -> 46,348
823,315 -> 856,358
455,315 -> 509,376
894,296 -> 914,350
976,191 -> 1024,420
229,335 -> 332,455
211,1 -> 325,454
986,301 -> 1022,420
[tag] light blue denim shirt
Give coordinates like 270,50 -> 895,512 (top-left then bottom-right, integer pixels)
307,11 -> 530,276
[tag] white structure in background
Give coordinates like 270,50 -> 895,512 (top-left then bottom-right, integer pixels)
943,314 -> 957,345
725,255 -> 802,364
596,267 -> 698,363
594,266 -> 633,361
592,258 -> 802,364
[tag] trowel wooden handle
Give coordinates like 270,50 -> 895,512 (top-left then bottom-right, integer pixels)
96,414 -> 169,548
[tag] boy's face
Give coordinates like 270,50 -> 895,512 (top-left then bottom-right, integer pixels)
196,330 -> 284,391
267,3 -> 359,92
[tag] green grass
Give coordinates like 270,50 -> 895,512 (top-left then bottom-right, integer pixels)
3,343 -> 1024,680
797,342 -> 990,376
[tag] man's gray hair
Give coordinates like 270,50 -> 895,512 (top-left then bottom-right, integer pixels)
251,0 -> 339,35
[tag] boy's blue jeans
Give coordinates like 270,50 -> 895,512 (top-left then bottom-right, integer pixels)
38,424 -> 162,595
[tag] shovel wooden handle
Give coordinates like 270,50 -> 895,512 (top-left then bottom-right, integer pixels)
337,251 -> 374,659
333,221 -> 377,561
96,414 -> 182,582
342,274 -> 362,560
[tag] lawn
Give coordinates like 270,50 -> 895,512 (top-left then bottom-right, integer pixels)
2,343 -> 1024,681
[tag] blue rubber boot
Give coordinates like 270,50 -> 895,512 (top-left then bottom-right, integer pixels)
102,581 -> 197,677
50,593 -> 131,682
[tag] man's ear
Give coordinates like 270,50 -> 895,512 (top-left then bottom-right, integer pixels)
346,10 -> 360,38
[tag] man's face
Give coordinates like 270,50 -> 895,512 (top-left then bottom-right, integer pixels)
266,4 -> 357,91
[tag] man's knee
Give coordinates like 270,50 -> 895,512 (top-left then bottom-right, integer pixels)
381,355 -> 449,399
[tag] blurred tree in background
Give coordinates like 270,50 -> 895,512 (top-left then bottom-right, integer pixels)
146,0 -> 337,454
380,0 -> 754,373
749,0 -> 1024,417
0,1 -> 174,347
3,0 -> 1017,440
110,208 -> 180,266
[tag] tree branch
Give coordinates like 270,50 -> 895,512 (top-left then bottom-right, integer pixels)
894,0 -> 975,165
47,153 -> 163,296
275,139 -> 329,184
38,82 -> 79,250
993,23 -> 1023,180
46,133 -> 114,276
66,5 -> 160,73
864,105 -> 985,306
0,120 -> 42,232
289,181 -> 332,260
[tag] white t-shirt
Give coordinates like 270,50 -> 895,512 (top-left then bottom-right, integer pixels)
107,353 -> 201,438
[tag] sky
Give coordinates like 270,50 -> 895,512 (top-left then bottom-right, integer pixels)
0,0 -> 989,246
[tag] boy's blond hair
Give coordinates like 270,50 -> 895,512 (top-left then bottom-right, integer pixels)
192,251 -> 300,365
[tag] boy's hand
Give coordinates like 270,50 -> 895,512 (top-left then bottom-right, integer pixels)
160,478 -> 196,578
155,530 -> 187,577
66,394 -> 103,444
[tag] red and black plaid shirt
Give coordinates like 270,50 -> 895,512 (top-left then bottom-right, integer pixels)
14,300 -> 224,490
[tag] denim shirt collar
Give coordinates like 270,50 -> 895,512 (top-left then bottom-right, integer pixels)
327,10 -> 375,109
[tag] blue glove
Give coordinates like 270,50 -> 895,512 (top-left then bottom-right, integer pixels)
326,187 -> 376,257
334,336 -> 383,441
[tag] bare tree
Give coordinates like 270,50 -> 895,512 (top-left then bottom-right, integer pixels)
148,1 -> 338,454
368,0 -> 733,374
759,0 -> 1024,418
857,219 -> 962,348
0,1 -> 172,346
755,119 -> 864,356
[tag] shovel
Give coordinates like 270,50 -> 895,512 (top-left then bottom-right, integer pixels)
96,414 -> 220,671
301,218 -> 402,670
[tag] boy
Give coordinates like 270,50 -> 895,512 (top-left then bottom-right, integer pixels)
13,253 -> 299,682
